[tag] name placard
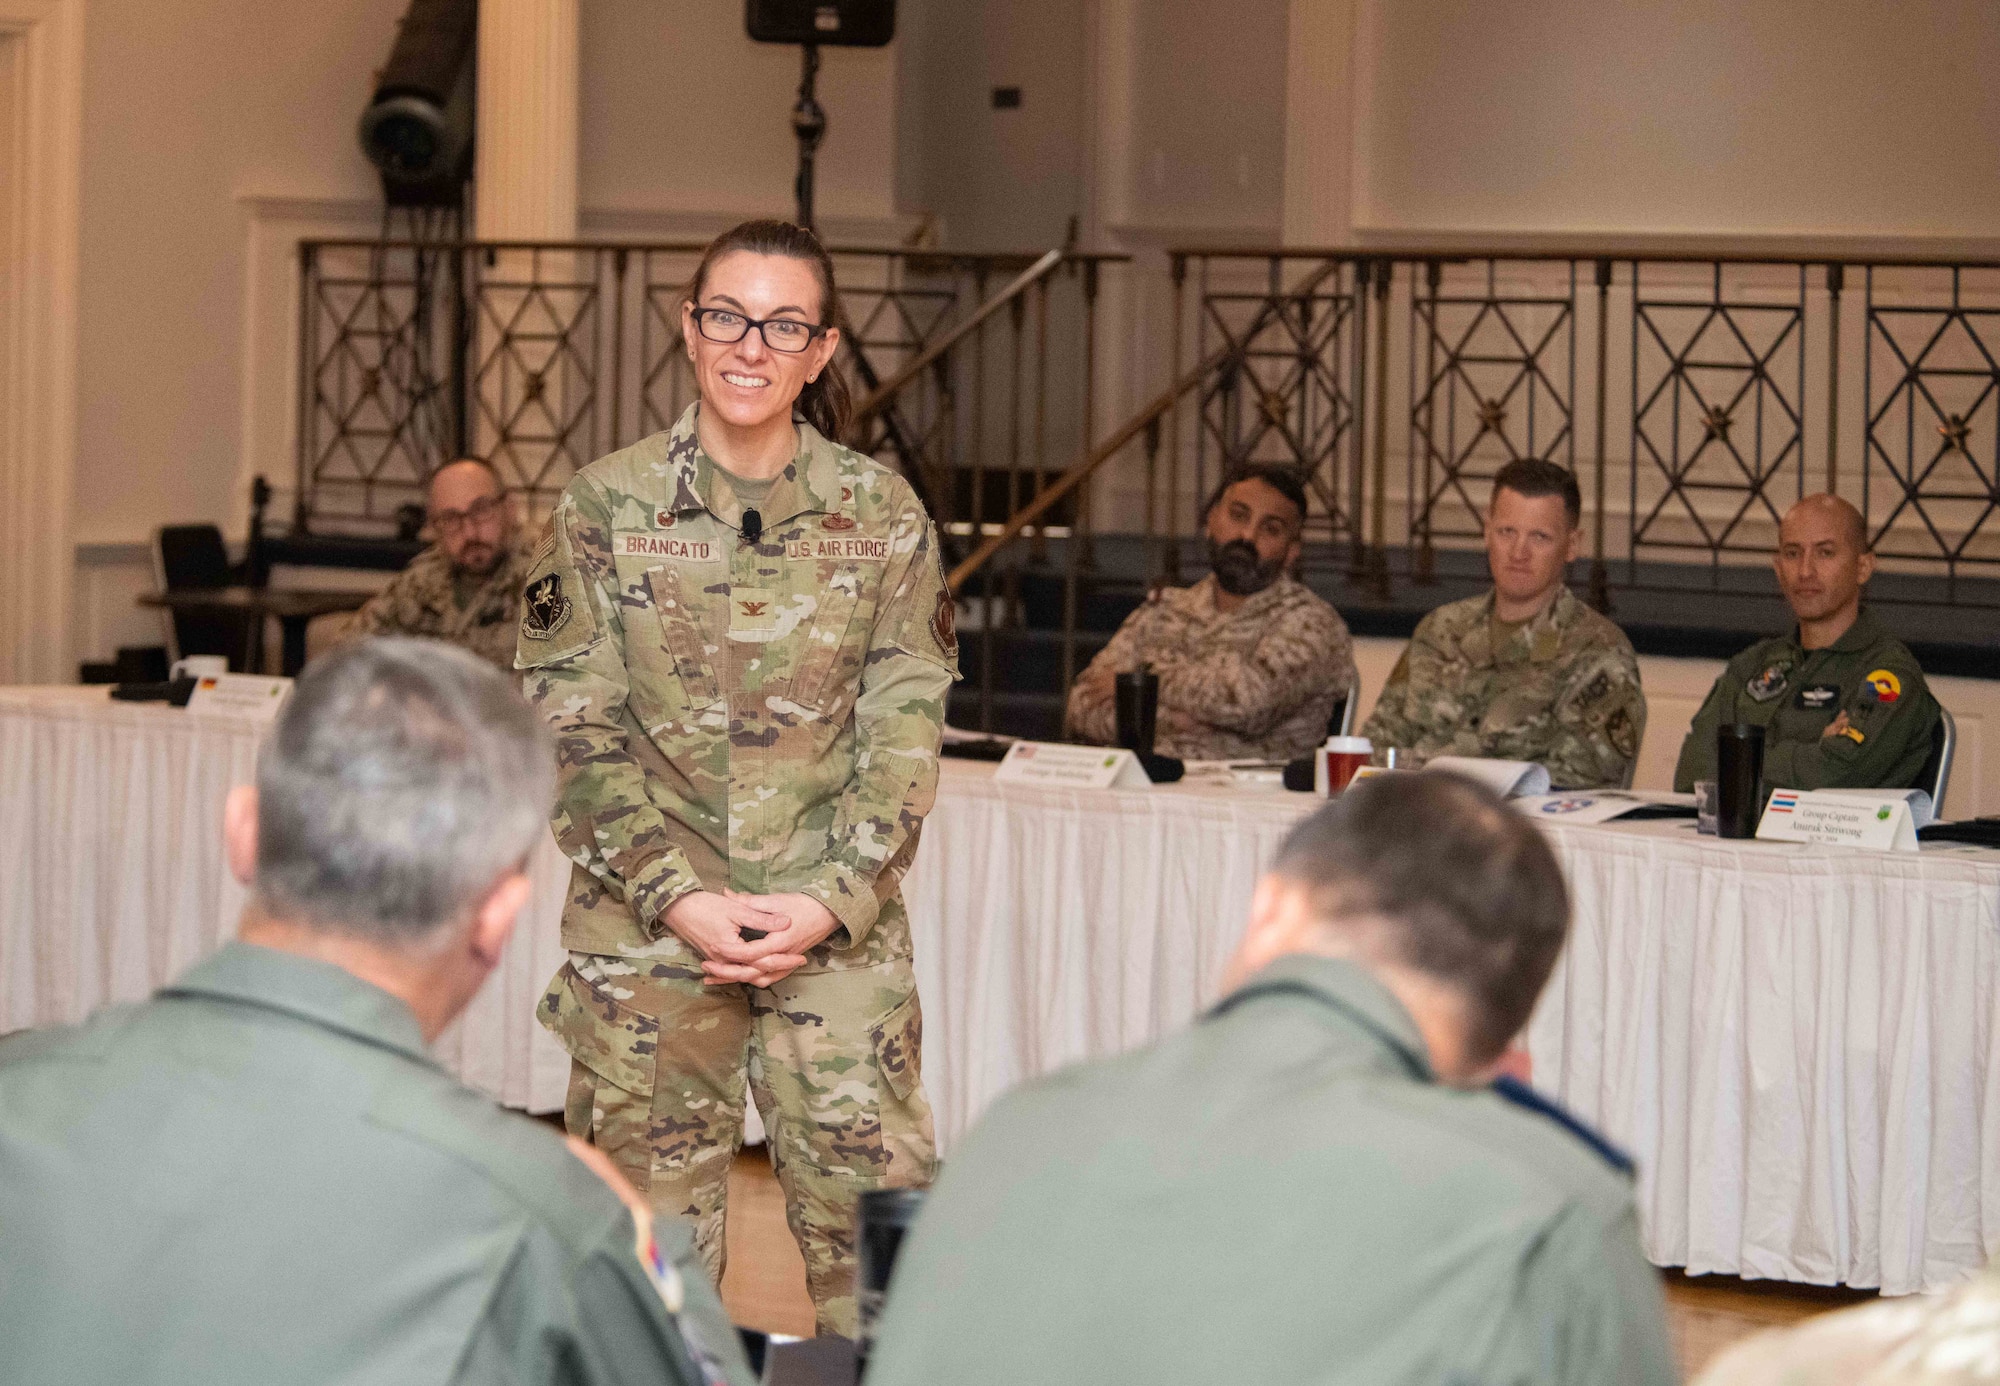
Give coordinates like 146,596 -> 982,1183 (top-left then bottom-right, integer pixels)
1755,788 -> 1921,852
185,673 -> 292,724
993,741 -> 1151,790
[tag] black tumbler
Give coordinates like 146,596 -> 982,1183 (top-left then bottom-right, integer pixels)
1715,723 -> 1767,839
856,1187 -> 927,1361
1114,669 -> 1161,757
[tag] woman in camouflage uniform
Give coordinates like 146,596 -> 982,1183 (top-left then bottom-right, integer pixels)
519,221 -> 957,1336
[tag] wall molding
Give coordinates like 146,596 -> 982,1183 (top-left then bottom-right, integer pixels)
0,0 -> 82,683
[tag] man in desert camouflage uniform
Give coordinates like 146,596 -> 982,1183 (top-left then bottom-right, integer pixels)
1068,466 -> 1356,761
519,405 -> 955,1338
348,457 -> 534,669
1363,459 -> 1645,790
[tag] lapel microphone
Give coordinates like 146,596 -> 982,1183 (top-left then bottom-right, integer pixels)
742,508 -> 763,544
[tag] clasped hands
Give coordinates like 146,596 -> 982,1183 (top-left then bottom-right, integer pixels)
661,889 -> 841,989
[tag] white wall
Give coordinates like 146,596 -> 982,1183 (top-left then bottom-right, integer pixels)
1350,0 -> 2000,241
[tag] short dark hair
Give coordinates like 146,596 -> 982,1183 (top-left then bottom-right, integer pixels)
687,219 -> 851,444
1202,465 -> 1309,528
1270,772 -> 1569,1065
1491,458 -> 1581,529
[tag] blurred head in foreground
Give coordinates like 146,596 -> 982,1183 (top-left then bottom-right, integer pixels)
1227,769 -> 1570,1079
226,636 -> 553,1037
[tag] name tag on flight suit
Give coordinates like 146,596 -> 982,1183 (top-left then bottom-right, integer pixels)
1795,684 -> 1840,710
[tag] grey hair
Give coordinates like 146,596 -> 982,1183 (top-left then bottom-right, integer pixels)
253,637 -> 554,945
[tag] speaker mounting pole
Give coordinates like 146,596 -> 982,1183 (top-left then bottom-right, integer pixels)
792,43 -> 825,230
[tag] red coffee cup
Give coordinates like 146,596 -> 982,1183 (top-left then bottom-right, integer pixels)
1316,736 -> 1374,795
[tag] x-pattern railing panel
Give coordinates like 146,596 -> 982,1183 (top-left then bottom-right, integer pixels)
1628,263 -> 1806,568
1866,266 -> 2000,578
295,241 -> 1045,536
1410,261 -> 1576,548
1195,268 -> 1361,543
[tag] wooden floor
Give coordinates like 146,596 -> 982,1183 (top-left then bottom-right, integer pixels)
715,1149 -> 1875,1378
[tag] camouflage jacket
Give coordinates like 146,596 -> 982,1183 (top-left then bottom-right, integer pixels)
350,534 -> 535,670
517,406 -> 958,966
1066,575 -> 1356,761
1362,587 -> 1646,790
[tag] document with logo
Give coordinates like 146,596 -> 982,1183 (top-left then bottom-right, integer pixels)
1757,787 -> 1930,851
1513,790 -> 1696,824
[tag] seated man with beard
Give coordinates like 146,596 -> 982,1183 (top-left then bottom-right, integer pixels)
1066,466 -> 1355,762
345,457 -> 535,670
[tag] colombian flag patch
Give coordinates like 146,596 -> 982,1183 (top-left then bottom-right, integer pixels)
1864,669 -> 1902,704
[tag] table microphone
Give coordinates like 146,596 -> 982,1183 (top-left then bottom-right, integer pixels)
742,508 -> 762,544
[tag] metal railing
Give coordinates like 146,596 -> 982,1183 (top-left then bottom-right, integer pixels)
922,246 -> 2000,733
292,238 -> 1125,536
1153,248 -> 2000,606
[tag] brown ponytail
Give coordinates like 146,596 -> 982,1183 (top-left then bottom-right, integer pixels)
686,219 -> 853,446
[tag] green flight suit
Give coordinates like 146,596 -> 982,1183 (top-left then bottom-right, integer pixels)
0,943 -> 752,1386
520,404 -> 957,1336
1673,606 -> 1940,794
865,954 -> 1677,1386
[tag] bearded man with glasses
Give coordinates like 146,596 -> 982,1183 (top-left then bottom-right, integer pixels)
346,456 -> 536,669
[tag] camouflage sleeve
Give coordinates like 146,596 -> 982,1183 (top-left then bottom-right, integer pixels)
1766,655 -> 1938,791
1155,601 -> 1355,738
1544,644 -> 1648,790
1063,609 -> 1149,744
349,568 -> 419,640
517,481 -> 703,932
1358,624 -> 1427,751
802,503 -> 957,949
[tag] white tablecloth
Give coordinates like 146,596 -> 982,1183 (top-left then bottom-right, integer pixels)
1528,819 -> 2000,1296
909,761 -> 2000,1296
9,693 -> 2000,1295
0,687 -> 572,1110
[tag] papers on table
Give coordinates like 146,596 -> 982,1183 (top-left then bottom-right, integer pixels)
1512,790 -> 1697,824
1423,756 -> 1551,798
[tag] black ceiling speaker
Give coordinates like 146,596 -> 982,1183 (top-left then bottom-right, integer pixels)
358,0 -> 478,208
746,0 -> 895,48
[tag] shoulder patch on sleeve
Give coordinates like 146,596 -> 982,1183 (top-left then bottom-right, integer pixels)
515,498 -> 604,668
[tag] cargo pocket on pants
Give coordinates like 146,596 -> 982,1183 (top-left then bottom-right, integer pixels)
867,985 -> 935,1182
538,961 -> 659,1099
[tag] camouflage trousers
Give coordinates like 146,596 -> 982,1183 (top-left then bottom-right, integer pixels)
539,951 -> 936,1338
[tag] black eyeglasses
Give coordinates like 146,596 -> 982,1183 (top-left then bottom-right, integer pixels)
689,307 -> 826,354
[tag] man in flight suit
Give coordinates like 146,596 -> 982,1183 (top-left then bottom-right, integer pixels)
866,772 -> 1676,1386
1675,493 -> 1940,793
0,639 -> 751,1386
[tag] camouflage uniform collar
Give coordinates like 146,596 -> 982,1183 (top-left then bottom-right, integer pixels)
1467,585 -> 1576,666
1183,572 -> 1303,621
158,941 -> 434,1066
662,404 -> 845,532
1209,952 -> 1434,1083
